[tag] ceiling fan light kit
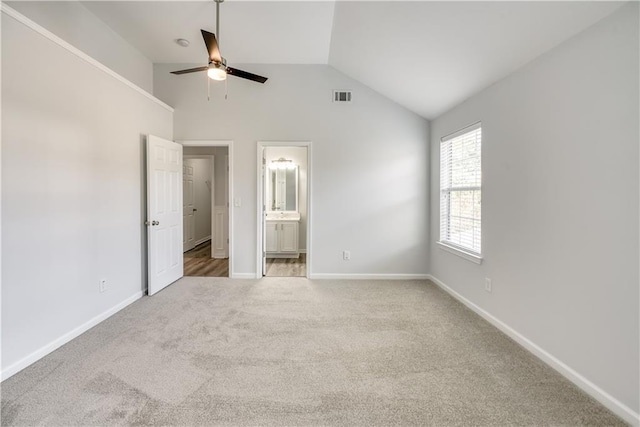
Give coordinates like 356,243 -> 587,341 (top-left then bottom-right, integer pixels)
170,0 -> 268,95
207,68 -> 226,81
208,61 -> 227,81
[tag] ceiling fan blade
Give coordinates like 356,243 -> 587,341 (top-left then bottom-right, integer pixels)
170,66 -> 209,75
201,30 -> 222,63
227,67 -> 268,84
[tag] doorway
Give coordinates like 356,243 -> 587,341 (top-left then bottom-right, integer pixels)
181,141 -> 232,277
257,142 -> 311,278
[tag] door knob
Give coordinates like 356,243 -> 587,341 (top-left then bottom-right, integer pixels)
193,208 -> 197,212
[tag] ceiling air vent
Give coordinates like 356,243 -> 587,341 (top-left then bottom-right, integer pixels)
333,90 -> 353,103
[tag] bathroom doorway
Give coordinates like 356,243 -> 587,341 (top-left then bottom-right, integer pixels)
257,142 -> 311,278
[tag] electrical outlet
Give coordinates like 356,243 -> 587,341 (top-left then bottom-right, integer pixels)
99,279 -> 107,293
485,278 -> 492,293
343,250 -> 351,261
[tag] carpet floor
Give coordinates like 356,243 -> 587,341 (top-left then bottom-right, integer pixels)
1,277 -> 623,426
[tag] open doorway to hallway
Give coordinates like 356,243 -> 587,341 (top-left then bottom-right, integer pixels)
182,146 -> 230,277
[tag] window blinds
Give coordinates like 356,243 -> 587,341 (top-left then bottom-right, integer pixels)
440,123 -> 482,255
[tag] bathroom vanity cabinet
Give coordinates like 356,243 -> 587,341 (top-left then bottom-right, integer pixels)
266,220 -> 299,258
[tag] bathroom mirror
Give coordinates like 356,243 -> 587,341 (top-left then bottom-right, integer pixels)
267,162 -> 298,212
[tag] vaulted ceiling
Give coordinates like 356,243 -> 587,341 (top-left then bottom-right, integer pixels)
79,1 -> 624,119
81,1 -> 336,64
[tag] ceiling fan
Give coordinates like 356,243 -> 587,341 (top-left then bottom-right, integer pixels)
170,0 -> 268,84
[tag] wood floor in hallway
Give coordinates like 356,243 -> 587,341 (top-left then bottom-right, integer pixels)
184,241 -> 228,277
265,254 -> 306,277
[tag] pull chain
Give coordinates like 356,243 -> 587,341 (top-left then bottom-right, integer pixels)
225,77 -> 228,100
207,75 -> 211,101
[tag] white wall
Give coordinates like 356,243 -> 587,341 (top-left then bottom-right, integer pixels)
184,147 -> 229,208
429,3 -> 638,420
6,1 -> 153,92
1,11 -> 173,377
184,158 -> 213,244
265,147 -> 308,251
154,64 -> 430,277
213,150 -> 229,208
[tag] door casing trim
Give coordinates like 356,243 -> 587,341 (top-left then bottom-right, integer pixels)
257,141 -> 312,278
178,140 -> 235,277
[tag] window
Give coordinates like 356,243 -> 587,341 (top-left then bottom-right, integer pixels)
439,123 -> 482,259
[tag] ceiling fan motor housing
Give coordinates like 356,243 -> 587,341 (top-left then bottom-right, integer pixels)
210,57 -> 227,69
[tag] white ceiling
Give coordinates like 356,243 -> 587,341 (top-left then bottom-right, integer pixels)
329,1 -> 625,119
81,1 -> 335,64
80,1 -> 624,119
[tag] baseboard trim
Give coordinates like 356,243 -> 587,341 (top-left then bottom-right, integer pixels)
310,273 -> 430,280
230,273 -> 256,279
0,291 -> 144,382
194,236 -> 211,247
426,274 -> 639,426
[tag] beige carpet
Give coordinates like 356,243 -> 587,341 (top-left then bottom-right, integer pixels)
1,278 -> 623,426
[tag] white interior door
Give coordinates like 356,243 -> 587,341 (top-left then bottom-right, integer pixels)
147,135 -> 183,295
183,159 -> 196,252
261,150 -> 267,275
225,154 -> 229,258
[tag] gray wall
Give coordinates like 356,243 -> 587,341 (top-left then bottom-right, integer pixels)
429,3 -> 639,415
154,64 -> 430,277
6,1 -> 153,92
1,12 -> 173,376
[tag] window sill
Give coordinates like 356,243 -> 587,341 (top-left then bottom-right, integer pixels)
437,242 -> 483,265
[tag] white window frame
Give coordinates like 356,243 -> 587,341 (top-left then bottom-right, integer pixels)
438,122 -> 483,264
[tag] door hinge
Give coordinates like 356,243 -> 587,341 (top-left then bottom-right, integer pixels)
227,238 -> 229,243
262,157 -> 266,165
